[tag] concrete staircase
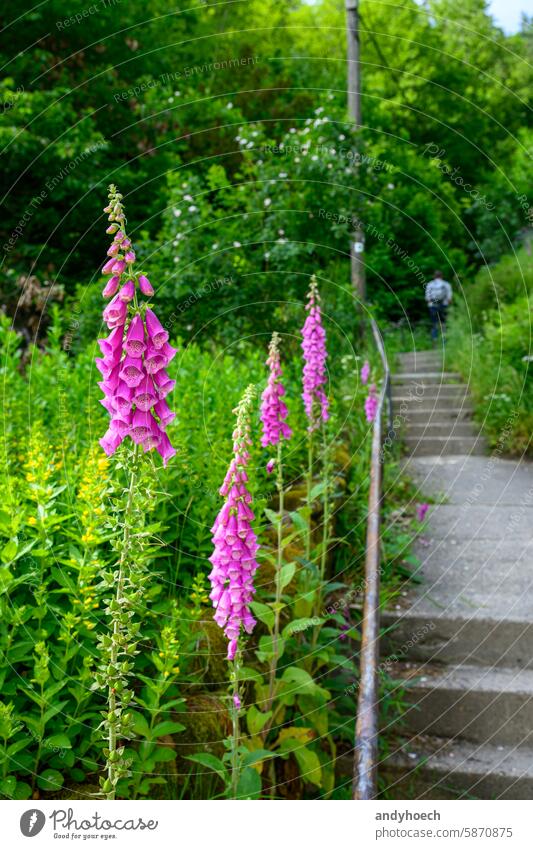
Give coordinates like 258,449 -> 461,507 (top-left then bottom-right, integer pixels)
381,352 -> 533,799
393,350 -> 485,456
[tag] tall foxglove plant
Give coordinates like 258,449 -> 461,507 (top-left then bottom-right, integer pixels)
94,185 -> 176,799
208,384 -> 258,796
300,276 -> 329,565
260,332 -> 292,715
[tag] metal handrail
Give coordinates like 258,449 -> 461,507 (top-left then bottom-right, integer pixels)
352,316 -> 392,800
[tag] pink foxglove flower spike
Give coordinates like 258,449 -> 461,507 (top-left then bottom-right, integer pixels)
364,383 -> 379,423
208,385 -> 259,661
260,331 -> 292,452
97,184 -> 176,466
301,276 -> 329,430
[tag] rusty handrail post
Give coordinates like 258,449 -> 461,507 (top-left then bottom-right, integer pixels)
352,317 -> 391,800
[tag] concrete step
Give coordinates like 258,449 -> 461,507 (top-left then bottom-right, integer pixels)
380,533 -> 533,622
417,504 -> 533,540
393,372 -> 462,384
382,737 -> 533,799
393,662 -> 533,747
397,351 -> 442,361
406,422 -> 478,438
403,435 -> 485,455
392,385 -> 470,401
397,356 -> 445,368
380,608 -> 533,669
403,455 -> 533,506
401,407 -> 474,425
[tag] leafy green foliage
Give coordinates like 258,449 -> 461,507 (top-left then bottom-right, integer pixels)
0,298 -> 418,798
447,250 -> 533,456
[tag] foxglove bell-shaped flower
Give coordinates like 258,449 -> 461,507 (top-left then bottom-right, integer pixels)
118,280 -> 135,302
134,376 -> 157,412
97,184 -> 177,463
152,369 -> 176,399
102,275 -> 120,298
100,427 -> 124,456
124,315 -> 146,358
102,258 -> 117,276
144,346 -> 167,374
130,409 -> 153,444
113,383 -> 134,416
144,417 -> 162,451
301,275 -> 329,431
156,431 -> 175,464
112,259 -> 126,275
98,325 -> 124,357
139,274 -> 154,296
119,356 -> 145,388
103,296 -> 126,329
145,308 -> 169,349
208,385 -> 259,661
154,398 -> 176,428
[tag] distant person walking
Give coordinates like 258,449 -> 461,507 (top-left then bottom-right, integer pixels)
425,270 -> 452,342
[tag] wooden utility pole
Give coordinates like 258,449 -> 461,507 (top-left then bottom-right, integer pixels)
345,0 -> 366,304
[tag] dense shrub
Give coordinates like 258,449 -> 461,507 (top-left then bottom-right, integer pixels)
447,251 -> 533,456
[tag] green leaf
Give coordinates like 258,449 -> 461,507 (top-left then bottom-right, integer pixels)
309,482 -> 327,499
238,666 -> 264,684
1,539 -> 17,565
242,749 -> 276,768
290,511 -> 308,533
246,705 -> 271,736
50,567 -> 76,591
236,765 -> 262,799
0,568 -> 13,592
7,738 -> 30,757
131,711 -> 150,738
151,721 -> 185,738
13,781 -> 32,800
185,753 -> 226,782
282,617 -> 322,638
37,769 -> 64,791
152,746 -> 177,763
256,634 -> 283,663
46,733 -> 72,749
278,562 -> 296,590
249,601 -> 275,631
264,508 -> 281,528
0,775 -> 16,797
281,666 -> 321,695
294,747 -> 322,788
43,701 -> 68,725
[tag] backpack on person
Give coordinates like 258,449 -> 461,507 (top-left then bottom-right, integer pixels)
426,277 -> 450,306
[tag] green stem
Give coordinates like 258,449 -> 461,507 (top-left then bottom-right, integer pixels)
265,441 -> 284,721
2,737 -> 7,780
231,656 -> 240,799
319,423 -> 330,593
106,444 -> 139,800
311,424 -> 331,653
31,683 -> 45,791
305,433 -> 314,562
